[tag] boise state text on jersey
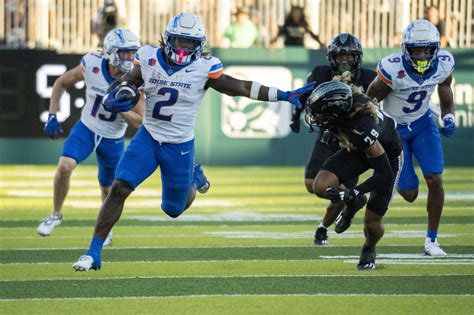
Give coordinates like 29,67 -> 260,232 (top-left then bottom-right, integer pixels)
376,50 -> 455,124
134,45 -> 223,144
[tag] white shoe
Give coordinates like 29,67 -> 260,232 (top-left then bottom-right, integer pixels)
37,214 -> 62,236
72,255 -> 94,271
424,238 -> 447,256
103,231 -> 113,246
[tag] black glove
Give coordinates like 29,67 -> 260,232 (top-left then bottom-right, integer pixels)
289,115 -> 301,133
290,107 -> 304,133
325,186 -> 357,203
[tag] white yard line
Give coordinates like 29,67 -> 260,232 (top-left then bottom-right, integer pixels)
0,273 -> 471,282
0,293 -> 472,302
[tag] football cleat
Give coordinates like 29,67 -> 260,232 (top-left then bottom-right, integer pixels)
335,194 -> 367,234
314,227 -> 328,246
103,231 -> 113,246
37,214 -> 62,236
357,262 -> 376,270
72,255 -> 100,271
424,238 -> 447,256
357,245 -> 376,270
193,164 -> 210,194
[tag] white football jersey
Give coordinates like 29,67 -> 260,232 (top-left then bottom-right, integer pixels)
79,53 -> 128,138
134,45 -> 224,143
376,50 -> 454,124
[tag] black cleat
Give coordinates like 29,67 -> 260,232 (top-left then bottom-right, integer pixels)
357,246 -> 376,270
314,227 -> 328,246
335,194 -> 367,234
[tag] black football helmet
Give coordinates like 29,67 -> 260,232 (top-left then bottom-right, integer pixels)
327,33 -> 363,76
305,81 -> 353,130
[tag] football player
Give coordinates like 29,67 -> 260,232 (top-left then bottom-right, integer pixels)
306,81 -> 403,270
291,33 -> 377,246
38,28 -> 145,246
73,12 -> 314,271
367,20 -> 455,256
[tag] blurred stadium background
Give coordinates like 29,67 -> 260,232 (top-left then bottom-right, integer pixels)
0,0 -> 473,313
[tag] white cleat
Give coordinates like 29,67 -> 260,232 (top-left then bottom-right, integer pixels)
103,231 -> 113,246
424,238 -> 447,256
72,255 -> 94,271
37,214 -> 62,236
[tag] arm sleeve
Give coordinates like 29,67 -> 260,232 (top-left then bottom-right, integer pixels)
354,152 -> 394,195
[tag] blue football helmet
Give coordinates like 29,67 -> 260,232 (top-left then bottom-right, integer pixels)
402,20 -> 440,74
163,12 -> 206,65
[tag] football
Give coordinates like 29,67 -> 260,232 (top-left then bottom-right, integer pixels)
115,81 -> 140,108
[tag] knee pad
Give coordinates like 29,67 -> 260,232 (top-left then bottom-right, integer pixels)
367,196 -> 390,216
161,201 -> 185,218
110,179 -> 133,199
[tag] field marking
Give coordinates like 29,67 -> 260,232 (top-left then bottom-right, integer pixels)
1,273 -> 472,283
1,244 -> 472,251
204,230 -> 458,239
1,293 -> 472,302
3,256 -> 474,266
4,185 -> 474,200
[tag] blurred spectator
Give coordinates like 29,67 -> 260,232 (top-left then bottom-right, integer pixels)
424,5 -> 448,47
92,0 -> 120,47
269,6 -> 324,49
249,8 -> 270,48
221,7 -> 259,48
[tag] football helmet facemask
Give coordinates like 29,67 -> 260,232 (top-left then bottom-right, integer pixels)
103,28 -> 141,72
402,19 -> 440,74
305,81 -> 353,130
327,33 -> 363,76
164,12 -> 206,65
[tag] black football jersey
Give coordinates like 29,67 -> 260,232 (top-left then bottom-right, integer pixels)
300,66 -> 376,106
339,107 -> 402,158
308,65 -> 376,91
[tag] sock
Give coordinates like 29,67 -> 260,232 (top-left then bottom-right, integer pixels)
427,229 -> 437,242
318,222 -> 328,230
86,236 -> 105,267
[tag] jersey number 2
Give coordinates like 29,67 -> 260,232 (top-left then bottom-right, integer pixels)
152,87 -> 179,121
403,91 -> 427,113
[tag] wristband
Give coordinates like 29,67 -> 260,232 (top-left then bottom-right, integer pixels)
268,87 -> 278,102
442,113 -> 455,121
250,82 -> 262,100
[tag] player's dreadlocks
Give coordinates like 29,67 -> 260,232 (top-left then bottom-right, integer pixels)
332,71 -> 380,151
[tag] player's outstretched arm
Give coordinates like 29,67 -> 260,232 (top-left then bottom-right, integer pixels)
366,76 -> 392,102
205,73 -> 315,109
438,74 -> 455,137
44,65 -> 84,139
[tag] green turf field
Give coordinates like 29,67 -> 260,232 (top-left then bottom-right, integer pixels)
0,165 -> 473,314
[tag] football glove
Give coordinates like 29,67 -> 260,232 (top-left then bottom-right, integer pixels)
439,114 -> 455,137
102,87 -> 135,113
278,82 -> 316,109
44,113 -> 63,139
289,110 -> 301,133
326,186 -> 358,203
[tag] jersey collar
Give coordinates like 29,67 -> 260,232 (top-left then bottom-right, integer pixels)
157,48 -> 189,76
402,56 -> 439,85
101,59 -> 115,84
